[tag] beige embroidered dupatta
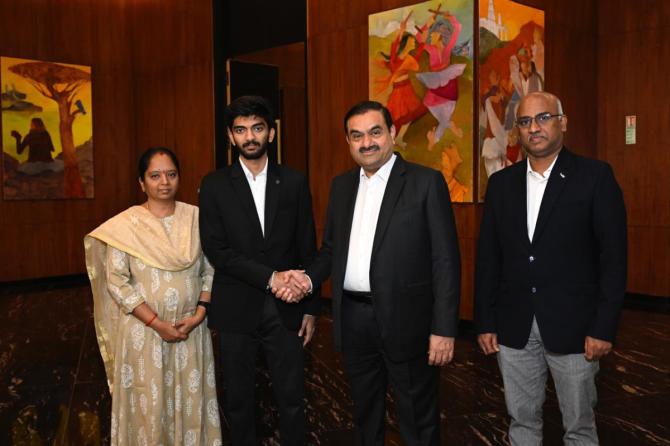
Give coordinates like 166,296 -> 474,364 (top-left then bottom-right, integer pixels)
83,201 -> 200,391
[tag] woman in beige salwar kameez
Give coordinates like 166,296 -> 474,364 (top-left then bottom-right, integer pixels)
85,147 -> 222,445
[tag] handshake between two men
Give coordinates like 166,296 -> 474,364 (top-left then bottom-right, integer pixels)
270,269 -> 316,347
270,270 -> 312,303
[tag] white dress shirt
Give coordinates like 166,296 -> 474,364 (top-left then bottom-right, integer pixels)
239,156 -> 268,235
343,154 -> 397,292
526,155 -> 558,241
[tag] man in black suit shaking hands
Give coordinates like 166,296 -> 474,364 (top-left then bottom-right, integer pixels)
279,100 -> 461,445
199,96 -> 319,446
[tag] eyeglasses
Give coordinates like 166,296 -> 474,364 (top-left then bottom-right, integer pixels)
515,112 -> 564,128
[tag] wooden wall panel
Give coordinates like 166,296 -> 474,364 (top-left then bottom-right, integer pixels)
597,0 -> 670,297
280,86 -> 308,173
3,0 -> 666,301
308,27 -> 370,221
307,0 -> 602,318
0,0 -> 215,281
173,63 -> 216,202
129,0 -> 215,205
542,0 -> 598,158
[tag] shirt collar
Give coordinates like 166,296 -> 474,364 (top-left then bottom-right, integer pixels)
359,153 -> 397,182
239,156 -> 268,180
527,152 -> 559,179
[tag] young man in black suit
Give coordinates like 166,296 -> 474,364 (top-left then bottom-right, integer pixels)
475,91 -> 627,445
199,96 -> 319,446
278,100 -> 461,445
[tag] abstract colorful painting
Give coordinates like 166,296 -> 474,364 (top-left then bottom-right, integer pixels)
478,0 -> 544,201
369,0 -> 474,203
1,56 -> 93,199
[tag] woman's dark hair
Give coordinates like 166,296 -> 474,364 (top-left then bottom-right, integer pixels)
224,95 -> 275,131
138,147 -> 180,181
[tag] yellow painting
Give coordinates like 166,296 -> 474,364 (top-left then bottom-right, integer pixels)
369,0 -> 474,203
1,56 -> 93,199
478,0 -> 544,201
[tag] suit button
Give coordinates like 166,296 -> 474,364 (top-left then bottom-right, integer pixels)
531,286 -> 537,293
529,256 -> 535,262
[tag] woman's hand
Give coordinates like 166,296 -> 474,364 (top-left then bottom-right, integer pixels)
175,307 -> 206,336
151,319 -> 188,342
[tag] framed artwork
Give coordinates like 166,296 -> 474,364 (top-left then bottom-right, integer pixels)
477,0 -> 544,201
1,56 -> 93,199
369,0 -> 474,203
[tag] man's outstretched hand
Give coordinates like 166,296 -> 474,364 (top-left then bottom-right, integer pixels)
272,270 -> 312,303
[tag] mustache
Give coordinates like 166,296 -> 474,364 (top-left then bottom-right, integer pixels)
242,141 -> 261,148
358,145 -> 380,154
527,131 -> 546,139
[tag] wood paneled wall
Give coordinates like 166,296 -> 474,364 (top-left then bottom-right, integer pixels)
0,0 -> 215,281
129,0 -> 215,205
306,0 -> 605,318
3,0 -> 667,300
596,0 -> 670,297
540,0 -> 598,157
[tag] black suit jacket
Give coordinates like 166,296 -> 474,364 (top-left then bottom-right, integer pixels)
199,161 -> 320,333
306,154 -> 461,362
475,148 -> 627,354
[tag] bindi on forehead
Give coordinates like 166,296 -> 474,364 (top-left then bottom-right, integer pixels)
148,156 -> 176,171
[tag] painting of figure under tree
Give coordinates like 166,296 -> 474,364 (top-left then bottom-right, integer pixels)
1,56 -> 93,199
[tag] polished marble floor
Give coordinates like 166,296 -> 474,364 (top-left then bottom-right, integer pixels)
0,279 -> 668,445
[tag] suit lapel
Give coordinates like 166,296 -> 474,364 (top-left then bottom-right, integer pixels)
511,162 -> 531,247
230,162 -> 264,238
371,155 -> 406,260
264,163 -> 281,240
532,148 -> 573,245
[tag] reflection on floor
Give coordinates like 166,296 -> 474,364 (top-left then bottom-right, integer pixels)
1,279 -> 669,445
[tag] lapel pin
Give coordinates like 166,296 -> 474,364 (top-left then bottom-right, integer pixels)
276,179 -> 280,184
559,172 -> 566,179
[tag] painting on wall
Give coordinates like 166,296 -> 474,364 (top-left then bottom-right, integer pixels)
478,0 -> 544,201
1,56 -> 93,200
369,0 -> 474,203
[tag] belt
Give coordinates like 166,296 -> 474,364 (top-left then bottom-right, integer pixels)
343,290 -> 373,304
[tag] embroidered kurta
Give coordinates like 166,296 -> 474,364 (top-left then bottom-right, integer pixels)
85,202 -> 222,446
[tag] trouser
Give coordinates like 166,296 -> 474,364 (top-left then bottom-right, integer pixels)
341,292 -> 441,446
497,318 -> 599,445
219,295 -> 306,446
